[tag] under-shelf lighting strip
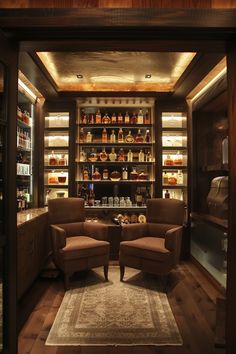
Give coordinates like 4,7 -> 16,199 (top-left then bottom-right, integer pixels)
18,78 -> 37,102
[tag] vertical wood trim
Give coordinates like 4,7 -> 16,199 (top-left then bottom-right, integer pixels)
226,46 -> 236,354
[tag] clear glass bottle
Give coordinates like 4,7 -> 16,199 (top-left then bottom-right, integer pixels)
130,166 -> 138,180
164,154 -> 174,166
95,109 -> 101,124
102,168 -> 109,180
117,112 -> 123,124
177,170 -> 184,185
102,128 -> 108,143
135,129 -> 144,143
174,151 -> 183,165
127,149 -> 133,162
86,131 -> 93,143
79,128 -> 85,142
109,148 -> 117,161
111,112 -> 117,124
102,112 -> 111,124
137,108 -> 144,124
92,167 -> 101,180
118,128 -> 124,143
125,130 -> 135,143
49,150 -> 58,165
120,197 -> 126,207
79,150 -> 86,162
122,167 -> 128,180
126,196 -> 132,206
110,129 -> 116,143
145,151 -> 152,162
138,149 -> 145,162
124,111 -> 130,124
99,147 -> 108,161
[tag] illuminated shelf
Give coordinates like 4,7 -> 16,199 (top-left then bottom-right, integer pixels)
76,180 -> 153,184
84,205 -> 147,210
77,161 -> 153,165
78,123 -> 153,128
78,143 -> 153,147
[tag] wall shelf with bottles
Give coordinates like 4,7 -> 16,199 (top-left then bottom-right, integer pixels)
76,97 -> 155,213
44,112 -> 69,205
161,112 -> 188,203
16,94 -> 33,212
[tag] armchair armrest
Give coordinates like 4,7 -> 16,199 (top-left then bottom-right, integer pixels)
50,225 -> 66,249
84,222 -> 109,241
121,223 -> 148,241
164,226 -> 183,265
56,222 -> 84,237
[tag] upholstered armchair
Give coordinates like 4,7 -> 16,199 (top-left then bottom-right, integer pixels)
48,198 -> 110,289
119,198 -> 185,281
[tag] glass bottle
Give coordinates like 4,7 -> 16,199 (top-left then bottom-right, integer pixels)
109,147 -> 117,161
95,109 -> 101,124
138,149 -> 145,162
177,170 -> 184,185
127,149 -> 133,162
86,131 -> 92,143
144,187 -> 151,203
137,108 -> 144,124
122,167 -> 128,180
58,154 -> 67,165
49,151 -> 58,165
83,167 -> 90,180
144,110 -> 150,124
174,151 -> 183,165
145,129 -> 151,143
88,148 -> 98,162
164,154 -> 174,166
79,128 -> 85,143
102,168 -> 109,180
163,171 -> 169,185
110,129 -> 116,143
81,110 -> 88,124
111,112 -> 117,124
99,147 -> 108,161
88,188 -> 95,206
164,189 -> 170,198
118,128 -> 124,143
124,111 -> 130,124
125,130 -> 135,143
92,167 -> 101,180
89,113 -> 95,124
79,150 -> 86,162
145,151 -> 152,162
118,148 -> 125,161
135,129 -> 144,143
120,197 -> 126,207
117,112 -> 123,124
102,112 -> 111,124
130,166 -> 138,180
125,196 -> 132,207
168,173 -> 177,185
102,128 -> 108,143
135,187 -> 143,206
130,112 -> 137,124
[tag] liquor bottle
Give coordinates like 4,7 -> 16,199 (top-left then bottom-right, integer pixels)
118,128 -> 124,143
144,187 -> 151,203
127,149 -> 133,162
125,130 -> 135,143
111,112 -> 117,124
177,170 -> 184,185
168,173 -> 177,185
164,189 -> 170,198
164,154 -> 174,166
118,148 -> 125,161
99,147 -> 108,161
83,167 -> 90,180
144,110 -> 150,124
88,187 -> 95,206
124,111 -> 130,124
102,128 -> 108,143
102,112 -> 111,124
92,167 -> 101,180
174,151 -> 183,165
117,112 -> 123,124
81,110 -> 88,124
95,109 -> 101,124
109,147 -> 117,161
145,129 -> 151,143
86,131 -> 92,143
80,183 -> 88,203
102,168 -> 109,180
58,154 -> 67,165
122,167 -> 128,180
90,113 -> 95,124
49,151 -> 58,166
130,166 -> 138,180
130,112 -> 137,124
88,148 -> 98,162
137,108 -> 144,124
135,187 -> 143,206
110,129 -> 116,143
79,150 -> 86,162
135,129 -> 144,143
163,171 -> 169,185
138,149 -> 145,162
145,151 -> 152,162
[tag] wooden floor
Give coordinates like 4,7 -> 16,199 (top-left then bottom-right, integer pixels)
18,261 -> 226,354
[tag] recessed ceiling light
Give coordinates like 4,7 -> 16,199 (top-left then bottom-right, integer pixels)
145,74 -> 152,79
77,74 -> 83,79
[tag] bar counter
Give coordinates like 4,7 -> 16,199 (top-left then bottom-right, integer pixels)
17,207 -> 48,227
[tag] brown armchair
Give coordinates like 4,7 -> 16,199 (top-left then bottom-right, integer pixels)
119,198 -> 185,281
48,198 -> 110,289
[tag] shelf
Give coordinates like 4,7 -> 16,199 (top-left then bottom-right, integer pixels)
162,146 -> 187,151
44,146 -> 69,150
17,146 -> 31,152
84,205 -> 147,210
44,165 -> 69,170
78,143 -> 153,147
162,184 -> 187,189
191,212 -> 228,230
162,165 -> 187,170
17,119 -> 31,129
77,180 -> 153,184
78,123 -> 153,128
77,161 -> 153,165
45,127 -> 69,132
162,127 -> 186,132
44,184 -> 68,188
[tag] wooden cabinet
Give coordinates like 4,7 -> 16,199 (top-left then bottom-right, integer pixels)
17,212 -> 50,299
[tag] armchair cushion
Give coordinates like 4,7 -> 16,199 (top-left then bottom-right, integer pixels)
120,237 -> 170,262
121,223 -> 148,241
60,236 -> 110,261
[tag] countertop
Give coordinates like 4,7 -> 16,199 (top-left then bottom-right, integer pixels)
17,207 -> 48,227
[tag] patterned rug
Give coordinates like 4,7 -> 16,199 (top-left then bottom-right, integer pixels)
46,267 -> 182,346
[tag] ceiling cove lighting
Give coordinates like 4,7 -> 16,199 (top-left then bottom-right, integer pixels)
191,67 -> 227,102
18,78 -> 37,102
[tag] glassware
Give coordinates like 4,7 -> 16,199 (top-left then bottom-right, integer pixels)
102,113 -> 111,124
174,151 -> 183,165
83,167 -> 90,180
102,128 -> 108,143
125,196 -> 132,207
108,196 -> 114,206
58,171 -> 67,184
118,128 -> 124,143
113,196 -> 119,206
177,170 -> 184,185
130,112 -> 137,124
58,154 -> 67,165
118,148 -> 125,161
117,112 -> 123,124
49,151 -> 58,165
95,109 -> 101,124
80,127 -> 85,142
125,130 -> 135,143
124,112 -> 130,124
120,197 -> 126,207
144,110 -> 150,124
99,147 -> 108,161
138,149 -> 145,162
88,149 -> 98,162
111,112 -> 117,124
145,129 -> 151,143
145,151 -> 152,162
102,196 -> 108,206
110,129 -> 116,143
109,148 -> 117,161
164,189 -> 170,198
127,149 -> 133,162
79,150 -> 86,162
137,108 -> 144,124
86,131 -> 92,143
130,166 -> 138,180
102,168 -> 109,180
122,167 -> 128,180
135,129 -> 144,143
110,171 -> 121,181
92,168 -> 101,180
164,154 -> 174,166
168,173 -> 177,185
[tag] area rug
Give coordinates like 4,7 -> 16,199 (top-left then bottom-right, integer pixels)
46,267 -> 182,346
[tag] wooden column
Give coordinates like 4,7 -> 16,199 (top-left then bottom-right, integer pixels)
226,46 -> 236,354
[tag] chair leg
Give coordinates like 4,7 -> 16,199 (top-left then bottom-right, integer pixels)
64,273 -> 70,290
120,265 -> 125,281
104,264 -> 109,281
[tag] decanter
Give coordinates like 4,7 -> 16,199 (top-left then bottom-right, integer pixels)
99,147 -> 108,161
125,130 -> 135,143
135,129 -> 144,143
92,168 -> 101,180
109,148 -> 117,161
130,166 -> 138,180
49,151 -> 58,165
102,113 -> 111,124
